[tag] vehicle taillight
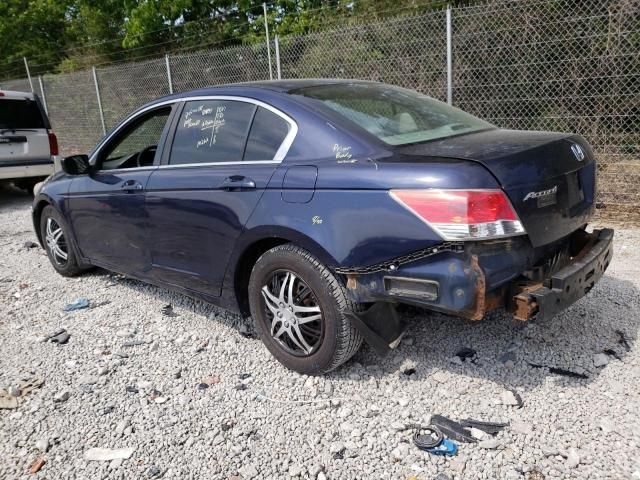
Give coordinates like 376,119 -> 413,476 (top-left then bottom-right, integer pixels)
48,130 -> 59,156
390,189 -> 525,240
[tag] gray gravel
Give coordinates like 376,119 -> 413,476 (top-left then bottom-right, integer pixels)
1,186 -> 639,479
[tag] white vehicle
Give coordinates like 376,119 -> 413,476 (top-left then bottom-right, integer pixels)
0,89 -> 59,192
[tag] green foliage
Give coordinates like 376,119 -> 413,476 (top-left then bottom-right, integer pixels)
0,0 -> 460,79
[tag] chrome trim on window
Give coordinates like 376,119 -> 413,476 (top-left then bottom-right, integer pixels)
89,95 -> 298,168
158,160 -> 280,170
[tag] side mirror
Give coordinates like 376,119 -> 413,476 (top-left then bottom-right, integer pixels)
62,155 -> 91,175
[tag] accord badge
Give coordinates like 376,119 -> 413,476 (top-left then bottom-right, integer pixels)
523,185 -> 558,202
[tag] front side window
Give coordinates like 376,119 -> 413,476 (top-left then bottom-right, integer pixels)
294,83 -> 494,145
100,108 -> 171,170
170,100 -> 256,165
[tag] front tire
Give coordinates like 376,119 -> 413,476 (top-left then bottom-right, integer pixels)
248,244 -> 363,374
40,205 -> 84,277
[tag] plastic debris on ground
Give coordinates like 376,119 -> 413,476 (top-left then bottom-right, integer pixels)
45,328 -> 71,345
603,348 -> 622,360
411,424 -> 458,456
461,418 -> 509,434
528,362 -> 589,379
455,347 -> 477,363
430,415 -> 477,443
84,447 -> 135,461
202,375 -> 221,385
29,457 -> 46,473
63,298 -> 90,312
616,330 -> 631,352
409,415 -> 508,457
50,331 -> 70,344
0,377 -> 44,409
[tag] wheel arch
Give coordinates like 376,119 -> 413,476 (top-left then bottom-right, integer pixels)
227,226 -> 341,318
32,196 -> 54,247
33,195 -> 91,271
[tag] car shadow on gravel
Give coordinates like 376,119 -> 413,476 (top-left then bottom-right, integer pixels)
342,274 -> 639,390
85,258 -> 638,392
0,184 -> 32,211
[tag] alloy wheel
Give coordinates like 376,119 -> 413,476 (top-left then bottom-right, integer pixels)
45,217 -> 68,266
260,270 -> 324,356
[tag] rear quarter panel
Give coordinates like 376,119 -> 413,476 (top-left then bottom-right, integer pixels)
241,154 -> 502,269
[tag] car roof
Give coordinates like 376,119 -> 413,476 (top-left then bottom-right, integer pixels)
0,89 -> 36,100
127,78 -> 382,122
187,78 -> 381,95
217,78 -> 381,93
146,79 -> 381,105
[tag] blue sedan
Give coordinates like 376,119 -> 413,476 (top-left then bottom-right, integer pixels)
32,80 -> 613,373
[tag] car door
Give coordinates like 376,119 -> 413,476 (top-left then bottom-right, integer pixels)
145,96 -> 296,297
66,105 -> 175,276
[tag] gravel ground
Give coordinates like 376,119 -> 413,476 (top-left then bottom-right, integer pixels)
1,185 -> 639,480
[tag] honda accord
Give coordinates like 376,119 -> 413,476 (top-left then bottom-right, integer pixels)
32,80 -> 613,374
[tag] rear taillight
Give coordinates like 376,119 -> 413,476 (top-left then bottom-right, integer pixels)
390,189 -> 525,240
47,130 -> 59,156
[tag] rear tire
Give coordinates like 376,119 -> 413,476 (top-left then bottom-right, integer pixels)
40,205 -> 85,277
248,244 -> 363,374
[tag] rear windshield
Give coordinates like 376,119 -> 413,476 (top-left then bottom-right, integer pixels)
295,83 -> 493,145
0,98 -> 45,130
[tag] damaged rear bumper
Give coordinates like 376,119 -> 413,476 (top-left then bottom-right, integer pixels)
339,228 -> 613,353
512,228 -> 613,321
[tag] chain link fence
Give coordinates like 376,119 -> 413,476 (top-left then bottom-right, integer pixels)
279,9 -> 448,100
40,70 -> 103,155
452,0 -> 640,217
170,43 -> 271,91
1,0 -> 638,217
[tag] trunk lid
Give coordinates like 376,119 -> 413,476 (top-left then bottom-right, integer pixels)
396,129 -> 596,247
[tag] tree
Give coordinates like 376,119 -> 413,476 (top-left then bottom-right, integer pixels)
0,0 -> 466,79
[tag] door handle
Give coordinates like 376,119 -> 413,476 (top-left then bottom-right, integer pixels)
121,180 -> 144,192
221,175 -> 256,191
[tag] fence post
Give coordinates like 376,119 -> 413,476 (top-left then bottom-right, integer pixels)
275,35 -> 282,80
38,76 -> 48,115
263,3 -> 274,80
165,54 -> 174,94
446,5 -> 453,105
23,57 -> 34,92
92,66 -> 107,136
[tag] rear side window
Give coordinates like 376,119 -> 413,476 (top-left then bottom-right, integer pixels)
244,107 -> 290,161
170,100 -> 256,165
0,99 -> 45,129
